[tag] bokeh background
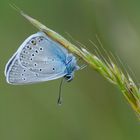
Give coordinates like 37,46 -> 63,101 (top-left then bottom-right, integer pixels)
0,0 -> 140,140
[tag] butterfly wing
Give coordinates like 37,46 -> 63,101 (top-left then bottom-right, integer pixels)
5,32 -> 68,84
5,57 -> 66,85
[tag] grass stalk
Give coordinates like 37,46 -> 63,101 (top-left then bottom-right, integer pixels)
18,11 -> 140,119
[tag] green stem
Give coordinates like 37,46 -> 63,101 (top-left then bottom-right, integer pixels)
21,12 -> 140,119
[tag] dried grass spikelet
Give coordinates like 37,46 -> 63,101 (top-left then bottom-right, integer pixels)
10,4 -> 140,119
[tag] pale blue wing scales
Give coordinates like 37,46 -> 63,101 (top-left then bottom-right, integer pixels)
6,57 -> 66,85
18,32 -> 68,74
5,32 -> 69,84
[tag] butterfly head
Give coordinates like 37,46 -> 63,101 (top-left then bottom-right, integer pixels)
65,54 -> 79,82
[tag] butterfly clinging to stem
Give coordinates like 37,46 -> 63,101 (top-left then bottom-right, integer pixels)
5,5 -> 81,104
5,31 -> 80,104
5,31 -> 79,85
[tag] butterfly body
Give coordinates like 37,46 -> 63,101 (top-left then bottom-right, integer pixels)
5,32 -> 79,84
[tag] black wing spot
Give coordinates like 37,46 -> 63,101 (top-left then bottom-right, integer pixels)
31,39 -> 36,45
35,50 -> 38,53
39,48 -> 43,51
23,69 -> 26,72
32,54 -> 35,56
39,69 -> 42,71
53,68 -> 55,71
23,78 -> 26,81
40,38 -> 43,41
38,37 -> 44,42
34,63 -> 37,66
30,58 -> 33,61
21,73 -> 24,76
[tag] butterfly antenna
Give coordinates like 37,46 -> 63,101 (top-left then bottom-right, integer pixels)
57,78 -> 64,105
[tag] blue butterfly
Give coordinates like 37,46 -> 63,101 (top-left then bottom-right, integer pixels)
5,32 -> 79,85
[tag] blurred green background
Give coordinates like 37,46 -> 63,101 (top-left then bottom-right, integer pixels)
0,0 -> 140,140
